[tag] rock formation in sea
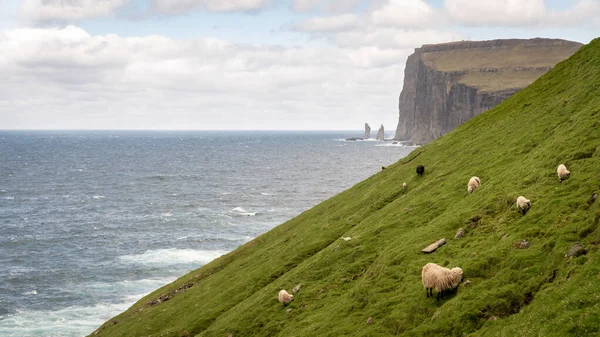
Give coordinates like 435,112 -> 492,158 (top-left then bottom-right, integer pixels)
394,38 -> 582,144
364,123 -> 371,140
376,124 -> 384,141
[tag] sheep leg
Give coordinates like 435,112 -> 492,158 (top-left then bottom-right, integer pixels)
426,288 -> 429,298
437,290 -> 441,301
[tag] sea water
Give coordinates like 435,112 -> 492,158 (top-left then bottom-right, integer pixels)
0,130 -> 414,336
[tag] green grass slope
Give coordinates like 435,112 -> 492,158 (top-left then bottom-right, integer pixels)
92,38 -> 600,337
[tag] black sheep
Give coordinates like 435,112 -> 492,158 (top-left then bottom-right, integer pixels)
416,165 -> 425,176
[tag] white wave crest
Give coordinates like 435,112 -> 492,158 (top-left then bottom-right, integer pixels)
374,142 -> 420,148
118,248 -> 227,267
0,301 -> 132,337
231,207 -> 257,216
92,195 -> 105,199
23,290 -> 38,295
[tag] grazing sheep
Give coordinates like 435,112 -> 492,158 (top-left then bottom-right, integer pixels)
416,165 -> 425,176
381,166 -> 387,171
278,290 -> 294,306
421,263 -> 463,300
402,182 -> 407,190
467,176 -> 481,194
557,164 -> 570,182
516,196 -> 531,215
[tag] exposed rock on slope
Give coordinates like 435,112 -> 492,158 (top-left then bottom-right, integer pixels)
394,38 -> 582,144
364,123 -> 371,139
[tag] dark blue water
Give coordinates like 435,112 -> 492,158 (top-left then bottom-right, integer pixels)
0,130 -> 414,336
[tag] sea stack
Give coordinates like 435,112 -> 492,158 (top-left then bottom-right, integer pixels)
364,123 -> 371,139
376,124 -> 384,140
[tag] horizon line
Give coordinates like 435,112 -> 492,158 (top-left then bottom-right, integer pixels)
0,129 -> 397,132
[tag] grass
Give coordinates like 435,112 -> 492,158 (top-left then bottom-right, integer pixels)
92,38 -> 600,337
421,39 -> 582,92
459,69 -> 549,92
422,40 -> 581,71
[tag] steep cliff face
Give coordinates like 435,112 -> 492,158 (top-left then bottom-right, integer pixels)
395,38 -> 582,143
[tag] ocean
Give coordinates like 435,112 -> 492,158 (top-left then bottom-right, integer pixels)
0,130 -> 414,337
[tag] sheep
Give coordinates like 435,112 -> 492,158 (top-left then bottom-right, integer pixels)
421,263 -> 463,300
516,196 -> 531,215
278,289 -> 294,306
467,176 -> 481,194
402,182 -> 407,190
416,165 -> 425,176
557,164 -> 570,182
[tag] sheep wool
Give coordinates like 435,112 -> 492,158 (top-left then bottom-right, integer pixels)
467,176 -> 481,194
402,182 -> 407,190
516,196 -> 531,215
557,164 -> 570,182
278,290 -> 294,305
422,263 -> 463,300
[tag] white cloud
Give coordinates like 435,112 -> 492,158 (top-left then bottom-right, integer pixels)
445,0 -> 546,26
295,13 -> 361,32
292,0 -> 361,13
151,0 -> 271,14
444,0 -> 600,27
335,28 -> 460,49
22,0 -> 129,21
0,25 -> 405,130
370,0 -> 441,28
547,0 -> 600,26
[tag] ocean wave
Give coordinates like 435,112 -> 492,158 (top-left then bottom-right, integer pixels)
92,195 -> 105,199
0,300 -> 133,337
23,290 -> 37,295
117,248 -> 227,267
231,207 -> 257,216
374,142 -> 420,148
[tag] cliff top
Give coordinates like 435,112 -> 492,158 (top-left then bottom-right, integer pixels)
94,39 -> 600,337
419,38 -> 582,91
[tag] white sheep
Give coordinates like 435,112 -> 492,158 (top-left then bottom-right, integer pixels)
557,164 -> 570,182
278,289 -> 294,306
467,176 -> 481,194
402,182 -> 407,190
421,263 -> 463,300
516,196 -> 531,215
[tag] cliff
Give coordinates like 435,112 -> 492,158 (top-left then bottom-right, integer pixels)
93,39 -> 600,337
395,38 -> 582,143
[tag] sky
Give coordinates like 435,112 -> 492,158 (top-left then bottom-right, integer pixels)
0,0 -> 598,130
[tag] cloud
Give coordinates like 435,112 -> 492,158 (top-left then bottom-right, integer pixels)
292,0 -> 361,13
334,28 -> 460,49
0,25 -> 406,130
444,0 -> 546,26
546,0 -> 600,26
22,0 -> 130,21
150,0 -> 272,14
370,0 -> 442,28
295,13 -> 361,32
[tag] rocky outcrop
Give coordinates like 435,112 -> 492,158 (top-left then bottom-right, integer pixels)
364,123 -> 371,139
376,124 -> 384,140
395,38 -> 582,144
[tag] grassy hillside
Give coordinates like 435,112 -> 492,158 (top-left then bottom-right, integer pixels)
421,39 -> 581,92
92,38 -> 600,337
